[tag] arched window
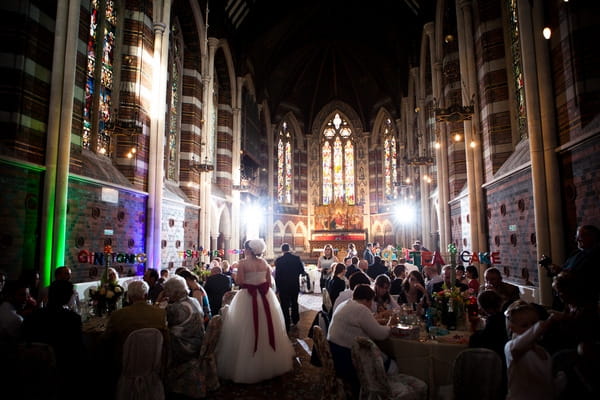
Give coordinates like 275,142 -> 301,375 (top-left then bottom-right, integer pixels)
382,118 -> 398,199
507,0 -> 527,139
166,22 -> 183,181
322,112 -> 354,205
83,0 -> 118,155
277,121 -> 292,203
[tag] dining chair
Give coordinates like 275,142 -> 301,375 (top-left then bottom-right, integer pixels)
451,348 -> 503,400
116,327 -> 164,400
312,325 -> 347,400
198,315 -> 222,397
351,336 -> 427,400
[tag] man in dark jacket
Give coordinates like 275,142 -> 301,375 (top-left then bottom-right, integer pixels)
366,256 -> 388,279
275,243 -> 307,332
204,266 -> 232,316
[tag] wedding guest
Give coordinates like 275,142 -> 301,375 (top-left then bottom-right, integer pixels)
22,280 -> 84,400
328,284 -> 392,398
398,270 -> 430,308
424,264 -> 443,296
326,263 -> 347,315
158,268 -> 169,284
344,256 -> 359,279
433,265 -> 469,293
504,301 -> 556,400
366,256 -> 388,280
371,274 -> 399,315
469,290 -> 509,366
0,280 -> 28,342
103,280 -> 167,378
317,244 -> 338,292
221,260 -> 235,285
346,243 -> 358,259
204,266 -> 232,317
176,269 -> 211,324
363,243 -> 375,266
390,264 -> 407,295
456,265 -> 468,285
484,267 -> 520,311
274,243 -> 307,331
466,265 -> 480,292
332,271 -> 371,314
143,268 -> 164,304
163,275 -> 205,398
18,269 -> 40,315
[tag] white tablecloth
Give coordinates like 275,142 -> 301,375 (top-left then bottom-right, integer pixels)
378,332 -> 469,399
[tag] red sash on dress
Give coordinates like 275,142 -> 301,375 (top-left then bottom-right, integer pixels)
240,281 -> 276,353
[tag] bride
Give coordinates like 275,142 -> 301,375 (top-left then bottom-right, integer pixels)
216,239 -> 295,383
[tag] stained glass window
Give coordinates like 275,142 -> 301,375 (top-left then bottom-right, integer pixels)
277,122 -> 293,203
166,24 -> 182,181
84,0 -> 117,154
507,0 -> 527,139
322,112 -> 355,205
383,118 -> 397,199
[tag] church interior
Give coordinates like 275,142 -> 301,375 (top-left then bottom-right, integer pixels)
1,0 -> 599,307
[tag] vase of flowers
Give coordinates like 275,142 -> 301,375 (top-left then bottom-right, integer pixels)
432,284 -> 465,330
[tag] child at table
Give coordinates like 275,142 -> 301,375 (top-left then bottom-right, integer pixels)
504,300 -> 556,400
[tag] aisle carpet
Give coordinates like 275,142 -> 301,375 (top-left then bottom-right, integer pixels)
204,293 -> 323,400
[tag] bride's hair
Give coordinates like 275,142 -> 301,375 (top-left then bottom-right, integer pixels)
244,239 -> 266,257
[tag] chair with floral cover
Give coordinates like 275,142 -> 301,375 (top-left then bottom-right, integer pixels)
116,328 -> 164,400
351,336 -> 427,400
198,315 -> 222,397
312,325 -> 347,400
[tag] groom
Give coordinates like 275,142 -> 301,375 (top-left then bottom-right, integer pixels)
275,243 -> 307,332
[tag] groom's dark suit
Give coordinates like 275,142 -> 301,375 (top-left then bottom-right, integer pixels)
275,251 -> 306,331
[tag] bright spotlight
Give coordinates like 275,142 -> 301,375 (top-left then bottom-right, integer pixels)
244,203 -> 264,239
395,202 -> 416,225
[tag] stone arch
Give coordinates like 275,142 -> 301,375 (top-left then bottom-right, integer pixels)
311,100 -> 364,137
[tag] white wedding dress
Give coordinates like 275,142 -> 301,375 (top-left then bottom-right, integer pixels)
216,270 -> 295,383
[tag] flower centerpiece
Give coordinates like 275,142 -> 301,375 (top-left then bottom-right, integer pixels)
89,245 -> 124,316
432,283 -> 466,330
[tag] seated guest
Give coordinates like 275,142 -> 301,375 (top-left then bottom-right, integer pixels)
371,274 -> 399,315
433,265 -> 469,293
398,270 -> 430,309
327,263 -> 347,310
163,275 -> 205,398
357,259 -> 371,278
0,280 -> 29,343
332,271 -> 371,314
143,268 -> 164,304
483,267 -> 520,311
176,269 -> 211,324
424,265 -> 443,296
103,280 -> 167,382
221,260 -> 235,286
344,256 -> 359,279
328,284 -> 392,398
504,300 -> 556,400
390,264 -> 406,295
367,256 -> 388,280
469,289 -> 509,397
204,266 -> 232,316
23,280 -> 84,400
456,265 -> 468,286
466,265 -> 480,293
158,268 -> 169,285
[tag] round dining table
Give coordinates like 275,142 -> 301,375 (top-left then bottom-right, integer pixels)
377,330 -> 470,400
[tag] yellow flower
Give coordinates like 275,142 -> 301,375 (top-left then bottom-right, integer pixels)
114,286 -> 122,293
106,290 -> 115,299
99,287 -> 106,295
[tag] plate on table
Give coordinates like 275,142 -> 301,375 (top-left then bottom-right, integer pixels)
435,332 -> 469,344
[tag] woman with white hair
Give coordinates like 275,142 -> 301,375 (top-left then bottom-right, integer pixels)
216,239 -> 294,383
162,275 -> 205,398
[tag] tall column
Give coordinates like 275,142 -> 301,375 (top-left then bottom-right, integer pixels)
199,37 -> 218,264
456,0 -> 486,253
417,96 -> 431,246
231,103 -> 242,261
518,0 -> 563,305
146,0 -> 172,269
41,0 -> 81,286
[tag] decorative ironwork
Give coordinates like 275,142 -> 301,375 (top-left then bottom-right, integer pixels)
407,156 -> 434,166
190,156 -> 214,173
434,103 -> 474,123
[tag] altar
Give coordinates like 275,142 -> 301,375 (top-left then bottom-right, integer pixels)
310,201 -> 367,259
309,230 -> 367,260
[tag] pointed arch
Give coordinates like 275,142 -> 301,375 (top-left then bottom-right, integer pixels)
373,108 -> 399,200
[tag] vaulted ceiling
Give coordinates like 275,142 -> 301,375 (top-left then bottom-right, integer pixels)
209,0 -> 435,132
